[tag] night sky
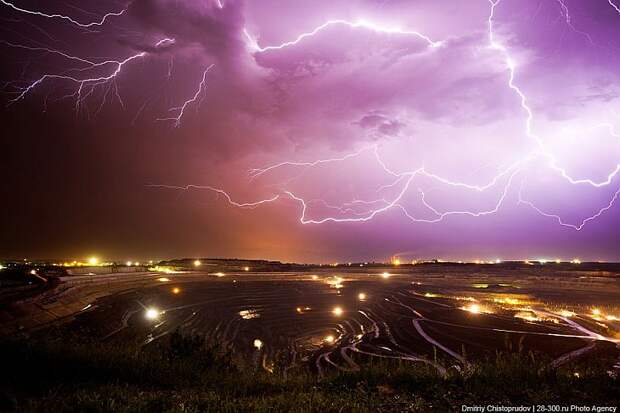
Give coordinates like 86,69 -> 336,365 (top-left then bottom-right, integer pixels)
1,0 -> 619,263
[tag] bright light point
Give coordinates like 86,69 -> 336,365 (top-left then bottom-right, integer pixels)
88,257 -> 99,265
172,287 -> 181,294
30,269 -> 37,275
571,259 -> 581,264
332,306 -> 343,316
243,266 -> 250,271
381,272 -> 391,279
467,304 -> 480,314
194,260 -> 202,267
126,261 -> 133,266
157,277 -> 170,282
215,272 -> 225,277
145,308 -> 160,320
495,259 -> 501,264
296,307 -> 302,313
311,275 -> 319,280
555,259 -> 561,264
592,308 -> 601,316
253,339 -> 263,350
239,309 -> 260,319
324,335 -> 335,344
462,304 -> 491,314
559,310 -> 575,318
358,293 -> 366,301
392,258 -> 401,266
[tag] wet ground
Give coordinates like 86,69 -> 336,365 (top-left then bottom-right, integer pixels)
57,264 -> 620,375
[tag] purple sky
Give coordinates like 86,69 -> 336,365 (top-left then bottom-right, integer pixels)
1,0 -> 619,263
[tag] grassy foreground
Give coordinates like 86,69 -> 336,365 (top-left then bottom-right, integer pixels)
0,332 -> 618,412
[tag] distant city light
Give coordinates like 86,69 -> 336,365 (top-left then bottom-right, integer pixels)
172,287 -> 181,294
381,272 -> 391,279
324,335 -> 335,344
30,269 -> 37,275
194,260 -> 202,267
253,339 -> 263,350
145,308 -> 160,320
243,266 -> 250,271
126,261 -> 133,266
592,308 -> 601,316
88,257 -> 99,265
571,258 -> 581,264
358,293 -> 366,301
392,258 -> 401,266
311,275 -> 319,280
214,272 -> 225,277
157,277 -> 170,282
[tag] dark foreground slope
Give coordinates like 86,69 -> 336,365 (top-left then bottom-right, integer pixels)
1,331 -> 618,413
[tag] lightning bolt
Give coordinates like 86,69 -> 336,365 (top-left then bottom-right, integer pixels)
555,0 -> 595,45
0,0 -> 126,28
518,181 -> 620,230
488,0 -> 620,188
284,170 -> 419,224
248,145 -> 375,180
5,0 -> 618,232
146,184 -> 280,208
397,168 -> 519,224
202,3 -> 618,230
157,64 -> 215,127
3,38 -> 176,113
608,0 -> 620,15
8,52 -> 146,111
243,19 -> 442,53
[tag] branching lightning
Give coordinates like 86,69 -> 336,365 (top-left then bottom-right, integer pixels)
243,19 -> 442,53
0,0 -> 126,28
2,37 -> 180,114
208,1 -> 618,230
248,146 -> 375,180
157,64 -> 215,127
3,0 -> 619,233
518,181 -> 620,230
146,184 -> 280,209
555,0 -> 594,45
7,50 -> 146,112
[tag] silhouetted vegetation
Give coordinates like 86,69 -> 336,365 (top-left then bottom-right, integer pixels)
1,331 -> 618,412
